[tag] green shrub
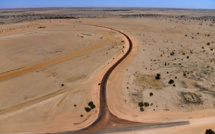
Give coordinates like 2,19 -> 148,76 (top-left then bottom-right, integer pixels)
150,92 -> 153,96
140,107 -> 144,112
170,52 -> 175,56
144,102 -> 149,107
88,101 -> 96,109
38,26 -> 46,29
138,102 -> 144,107
168,79 -> 174,84
155,74 -> 161,80
206,129 -> 215,134
85,107 -> 91,112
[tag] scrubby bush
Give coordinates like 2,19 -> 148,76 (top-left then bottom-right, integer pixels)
85,107 -> 91,112
206,129 -> 215,134
155,74 -> 161,80
38,26 -> 46,29
88,101 -> 96,109
140,107 -> 144,112
150,92 -> 153,96
144,102 -> 149,107
168,79 -> 174,84
170,52 -> 175,56
138,102 -> 144,107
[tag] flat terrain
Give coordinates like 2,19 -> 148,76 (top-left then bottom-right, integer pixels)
0,8 -> 215,134
0,19 -> 124,133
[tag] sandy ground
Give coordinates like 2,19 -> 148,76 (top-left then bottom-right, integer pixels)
0,20 -> 125,133
0,9 -> 215,134
81,17 -> 215,133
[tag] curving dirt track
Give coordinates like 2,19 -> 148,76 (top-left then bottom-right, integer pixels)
0,24 -> 190,133
54,25 -> 190,134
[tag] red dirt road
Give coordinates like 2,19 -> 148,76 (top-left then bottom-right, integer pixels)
54,25 -> 190,134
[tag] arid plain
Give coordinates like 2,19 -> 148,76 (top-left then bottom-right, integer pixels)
0,8 -> 215,134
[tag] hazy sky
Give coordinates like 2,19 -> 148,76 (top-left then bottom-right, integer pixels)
0,0 -> 215,9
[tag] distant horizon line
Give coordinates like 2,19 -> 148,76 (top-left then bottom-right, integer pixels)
0,7 -> 215,10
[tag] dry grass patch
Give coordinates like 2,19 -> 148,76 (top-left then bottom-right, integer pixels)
135,73 -> 162,89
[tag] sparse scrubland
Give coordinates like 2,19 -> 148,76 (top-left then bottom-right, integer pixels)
0,8 -> 215,134
118,15 -> 215,113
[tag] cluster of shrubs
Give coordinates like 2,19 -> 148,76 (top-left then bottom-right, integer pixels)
168,79 -> 174,84
170,52 -> 175,56
80,101 -> 96,117
206,129 -> 215,134
138,102 -> 150,112
168,79 -> 176,87
155,73 -> 161,80
84,101 -> 96,113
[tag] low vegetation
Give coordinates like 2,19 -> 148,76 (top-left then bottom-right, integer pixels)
206,129 -> 215,134
155,73 -> 161,80
38,26 -> 46,29
84,107 -> 91,112
88,101 -> 96,109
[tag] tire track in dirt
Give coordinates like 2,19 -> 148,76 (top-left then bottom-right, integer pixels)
0,86 -> 69,117
0,34 -> 109,81
0,30 -> 119,116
